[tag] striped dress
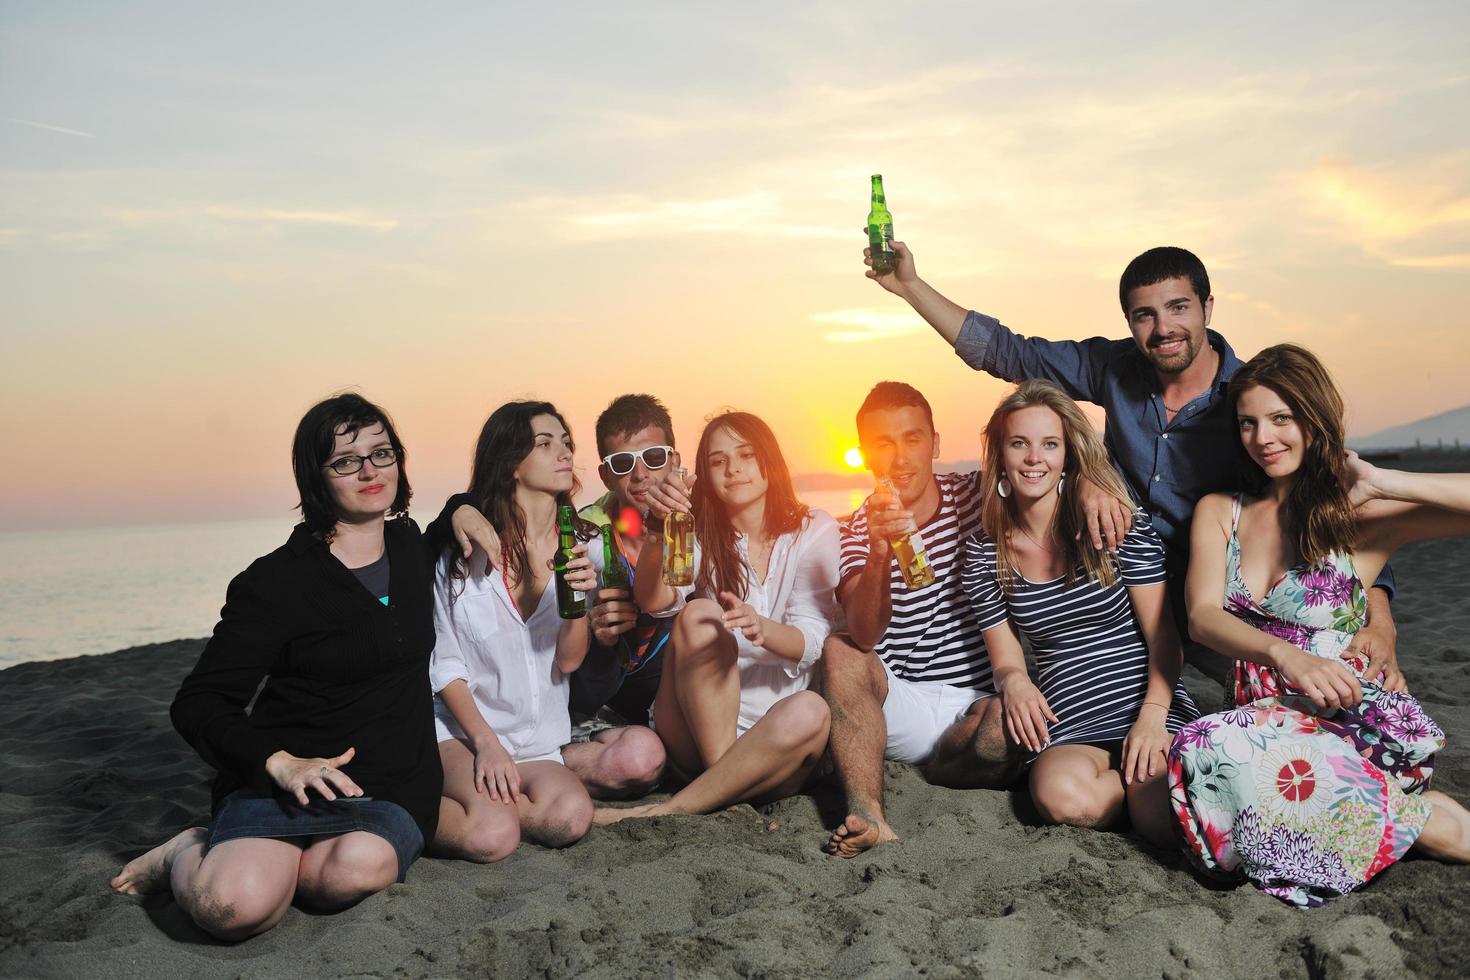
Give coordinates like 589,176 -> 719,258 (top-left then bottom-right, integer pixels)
960,518 -> 1198,746
839,472 -> 993,691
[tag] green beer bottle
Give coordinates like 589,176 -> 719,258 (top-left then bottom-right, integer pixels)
867,174 -> 896,274
554,504 -> 586,620
600,526 -> 637,670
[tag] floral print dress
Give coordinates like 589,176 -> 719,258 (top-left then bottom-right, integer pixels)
1167,494 -> 1443,908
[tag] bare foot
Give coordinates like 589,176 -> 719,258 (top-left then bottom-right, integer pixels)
1413,790 -> 1470,863
824,814 -> 897,858
593,803 -> 661,827
110,827 -> 208,896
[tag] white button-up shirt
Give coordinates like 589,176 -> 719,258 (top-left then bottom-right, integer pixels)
429,550 -> 570,763
650,509 -> 840,734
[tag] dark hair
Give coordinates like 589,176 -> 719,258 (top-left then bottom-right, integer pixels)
292,392 -> 411,537
456,400 -> 596,587
1228,344 -> 1356,565
1118,246 -> 1211,314
595,393 -> 675,457
691,411 -> 809,601
855,380 -> 935,433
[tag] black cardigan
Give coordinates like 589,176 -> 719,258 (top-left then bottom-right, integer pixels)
171,516 -> 445,844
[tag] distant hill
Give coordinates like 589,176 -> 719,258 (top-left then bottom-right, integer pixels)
1352,404 -> 1470,451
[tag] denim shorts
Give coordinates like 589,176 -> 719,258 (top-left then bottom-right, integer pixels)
207,791 -> 424,882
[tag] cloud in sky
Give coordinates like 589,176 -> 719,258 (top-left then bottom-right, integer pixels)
4,116 -> 94,138
811,308 -> 927,344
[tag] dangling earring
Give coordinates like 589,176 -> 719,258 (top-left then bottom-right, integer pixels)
997,477 -> 1011,498
1057,472 -> 1065,496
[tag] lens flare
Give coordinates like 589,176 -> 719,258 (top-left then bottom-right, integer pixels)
615,505 -> 643,539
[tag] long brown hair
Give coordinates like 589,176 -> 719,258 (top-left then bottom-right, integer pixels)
691,411 -> 809,600
980,380 -> 1136,592
1228,344 -> 1356,566
453,400 -> 596,589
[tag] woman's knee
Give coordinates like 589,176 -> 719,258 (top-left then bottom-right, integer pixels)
769,691 -> 831,750
605,726 -> 667,794
1031,768 -> 1112,829
295,835 -> 398,911
186,869 -> 291,941
460,809 -> 521,864
533,791 -> 594,848
672,599 -> 728,653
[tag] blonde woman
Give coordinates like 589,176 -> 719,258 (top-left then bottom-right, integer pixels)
960,380 -> 1198,844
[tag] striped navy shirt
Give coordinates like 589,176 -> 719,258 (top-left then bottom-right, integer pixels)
960,517 -> 1198,746
839,471 -> 993,691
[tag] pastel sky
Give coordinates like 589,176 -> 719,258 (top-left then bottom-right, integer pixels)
4,1 -> 1470,531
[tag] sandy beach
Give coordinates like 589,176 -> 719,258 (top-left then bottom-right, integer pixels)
1,533 -> 1467,979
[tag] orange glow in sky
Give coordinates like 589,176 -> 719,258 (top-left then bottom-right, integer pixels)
4,5 -> 1470,532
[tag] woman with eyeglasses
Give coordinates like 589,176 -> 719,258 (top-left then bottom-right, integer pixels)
427,401 -> 603,862
594,410 -> 839,824
111,393 -> 453,940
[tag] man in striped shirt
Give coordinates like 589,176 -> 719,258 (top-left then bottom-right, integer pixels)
823,382 -> 1024,858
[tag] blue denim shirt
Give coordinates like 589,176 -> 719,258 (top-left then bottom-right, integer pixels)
953,310 -> 1394,600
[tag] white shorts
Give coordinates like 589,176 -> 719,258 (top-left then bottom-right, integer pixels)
434,703 -> 566,766
880,659 -> 991,765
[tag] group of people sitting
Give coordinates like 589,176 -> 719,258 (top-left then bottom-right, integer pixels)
111,242 -> 1470,940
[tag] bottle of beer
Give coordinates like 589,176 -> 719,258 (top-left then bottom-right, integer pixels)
663,467 -> 696,587
600,525 -> 637,670
877,475 -> 935,589
554,504 -> 586,619
867,174 -> 896,274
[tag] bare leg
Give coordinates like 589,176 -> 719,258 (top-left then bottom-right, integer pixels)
294,831 -> 399,911
1125,770 -> 1177,848
560,725 -> 666,800
819,635 -> 898,857
513,760 -> 594,847
1028,744 -> 1127,831
668,598 -> 742,768
164,835 -> 303,941
429,737 -> 521,863
595,691 -> 829,825
924,695 -> 1026,790
111,827 -> 209,896
1412,790 -> 1470,862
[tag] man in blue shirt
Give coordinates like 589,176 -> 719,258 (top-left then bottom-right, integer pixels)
863,241 -> 1401,692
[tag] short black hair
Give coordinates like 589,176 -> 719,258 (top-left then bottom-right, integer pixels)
594,393 -> 675,457
855,380 -> 935,433
292,392 -> 411,535
1118,246 -> 1211,314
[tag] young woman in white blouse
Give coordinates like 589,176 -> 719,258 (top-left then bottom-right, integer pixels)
429,401 -> 601,861
595,411 -> 839,824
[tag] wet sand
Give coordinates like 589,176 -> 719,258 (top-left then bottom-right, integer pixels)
1,535 -> 1467,978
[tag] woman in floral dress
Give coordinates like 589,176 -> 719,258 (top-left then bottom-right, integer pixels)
1175,343 -> 1470,907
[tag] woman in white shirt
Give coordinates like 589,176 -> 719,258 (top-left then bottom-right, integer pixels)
595,411 -> 839,824
429,401 -> 600,862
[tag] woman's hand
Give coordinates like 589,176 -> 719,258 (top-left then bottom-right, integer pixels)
996,670 -> 1056,754
558,541 -> 597,594
470,733 -> 520,803
1122,706 -> 1171,785
1279,647 -> 1363,711
718,592 -> 766,647
265,746 -> 362,805
590,587 -> 638,646
452,504 -> 501,571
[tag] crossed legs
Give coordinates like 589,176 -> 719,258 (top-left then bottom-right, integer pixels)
594,598 -> 830,824
431,738 -> 594,863
110,827 -> 398,941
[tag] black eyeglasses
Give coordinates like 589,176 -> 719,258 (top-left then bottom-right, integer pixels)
324,447 -> 399,476
601,445 -> 673,476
